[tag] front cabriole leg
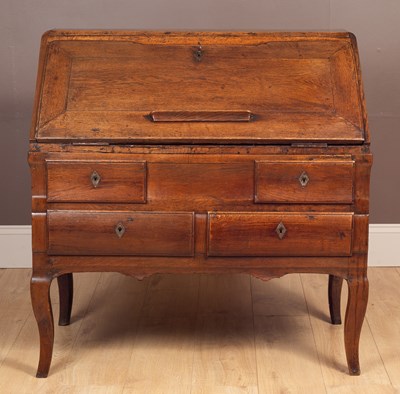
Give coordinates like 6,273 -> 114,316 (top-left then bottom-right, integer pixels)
344,274 -> 369,375
31,273 -> 54,378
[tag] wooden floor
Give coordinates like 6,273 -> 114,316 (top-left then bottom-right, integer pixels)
0,268 -> 399,393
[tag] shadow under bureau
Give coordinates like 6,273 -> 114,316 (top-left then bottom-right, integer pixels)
28,30 -> 372,377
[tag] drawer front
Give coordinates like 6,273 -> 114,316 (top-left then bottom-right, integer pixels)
48,210 -> 194,256
47,161 -> 146,203
255,160 -> 354,203
207,212 -> 353,257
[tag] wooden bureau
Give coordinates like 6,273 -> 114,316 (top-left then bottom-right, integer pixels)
28,30 -> 372,377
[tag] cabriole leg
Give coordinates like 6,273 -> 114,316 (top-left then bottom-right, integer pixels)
344,275 -> 369,376
57,273 -> 73,326
31,273 -> 54,378
328,275 -> 343,325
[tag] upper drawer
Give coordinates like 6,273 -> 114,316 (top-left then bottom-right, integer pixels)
255,160 -> 354,204
32,31 -> 366,144
47,160 -> 146,203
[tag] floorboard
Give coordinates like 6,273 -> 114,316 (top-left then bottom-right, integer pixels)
301,272 -> 392,392
0,268 -> 399,393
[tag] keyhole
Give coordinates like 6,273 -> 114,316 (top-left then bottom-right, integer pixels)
115,222 -> 125,238
275,222 -> 287,240
299,171 -> 309,187
91,171 -> 101,188
193,44 -> 203,62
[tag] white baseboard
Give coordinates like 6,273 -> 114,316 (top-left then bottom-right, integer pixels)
367,224 -> 400,267
0,226 -> 32,268
0,225 -> 399,268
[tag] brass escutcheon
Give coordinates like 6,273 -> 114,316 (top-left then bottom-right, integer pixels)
193,44 -> 203,62
275,221 -> 287,240
91,171 -> 101,188
115,222 -> 125,238
299,171 -> 309,187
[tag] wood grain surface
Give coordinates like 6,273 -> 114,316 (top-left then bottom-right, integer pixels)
207,212 -> 353,257
31,31 -> 365,144
28,30 -> 372,378
47,161 -> 146,203
255,160 -> 354,203
48,210 -> 195,256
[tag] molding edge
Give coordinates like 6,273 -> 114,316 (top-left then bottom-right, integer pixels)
0,224 -> 399,268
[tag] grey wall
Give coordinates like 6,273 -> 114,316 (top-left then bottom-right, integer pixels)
1,0 -> 399,224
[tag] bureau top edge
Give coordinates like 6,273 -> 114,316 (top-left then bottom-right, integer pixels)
42,29 -> 354,39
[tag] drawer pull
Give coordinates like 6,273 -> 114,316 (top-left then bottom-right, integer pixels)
275,221 -> 287,240
90,171 -> 101,188
115,222 -> 125,238
299,171 -> 309,187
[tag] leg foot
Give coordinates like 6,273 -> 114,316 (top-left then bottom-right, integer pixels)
31,274 -> 54,378
344,275 -> 368,376
328,275 -> 343,325
57,273 -> 73,326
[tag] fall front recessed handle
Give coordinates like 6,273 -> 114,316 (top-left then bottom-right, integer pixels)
147,110 -> 254,122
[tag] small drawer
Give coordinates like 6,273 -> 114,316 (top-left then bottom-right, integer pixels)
47,160 -> 146,203
48,210 -> 194,256
255,160 -> 354,203
207,212 -> 353,257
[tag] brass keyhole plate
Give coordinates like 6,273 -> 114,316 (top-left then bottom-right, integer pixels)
91,171 -> 101,188
275,221 -> 287,240
299,171 -> 309,187
193,44 -> 203,62
115,222 -> 125,238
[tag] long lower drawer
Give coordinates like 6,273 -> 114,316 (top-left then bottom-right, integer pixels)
48,210 -> 194,256
207,212 -> 353,257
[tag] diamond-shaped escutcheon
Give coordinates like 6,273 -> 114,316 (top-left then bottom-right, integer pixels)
299,171 -> 309,187
275,221 -> 287,240
115,222 -> 125,238
91,170 -> 101,188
